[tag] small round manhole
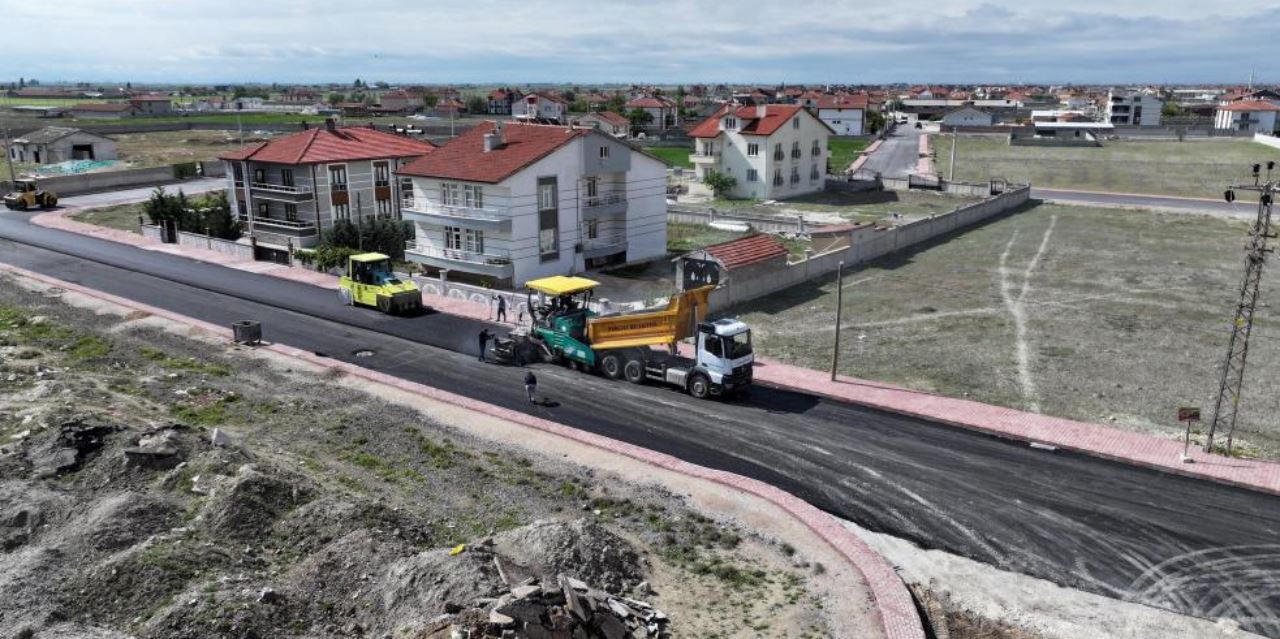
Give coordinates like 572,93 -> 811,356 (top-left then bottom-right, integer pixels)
353,349 -> 376,358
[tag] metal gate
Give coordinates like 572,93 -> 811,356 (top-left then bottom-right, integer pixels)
908,173 -> 942,190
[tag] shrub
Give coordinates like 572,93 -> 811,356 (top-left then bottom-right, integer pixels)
318,218 -> 413,261
703,170 -> 737,198
143,187 -> 242,241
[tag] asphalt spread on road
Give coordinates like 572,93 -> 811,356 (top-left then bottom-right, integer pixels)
2,212 -> 1279,636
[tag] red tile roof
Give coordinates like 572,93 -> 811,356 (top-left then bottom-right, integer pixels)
702,233 -> 789,270
688,104 -> 814,138
218,125 -> 436,164
626,97 -> 674,109
129,95 -> 172,102
396,121 -> 589,184
1219,100 -> 1280,112
587,111 -> 629,126
814,95 -> 868,109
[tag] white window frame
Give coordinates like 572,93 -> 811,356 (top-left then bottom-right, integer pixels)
463,184 -> 483,209
328,164 -> 348,191
599,145 -> 610,159
538,182 -> 557,211
746,169 -> 758,182
747,143 -> 759,157
442,182 -> 460,206
333,202 -> 351,220
373,161 -> 390,187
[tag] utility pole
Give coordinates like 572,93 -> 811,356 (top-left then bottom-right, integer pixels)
1205,162 -> 1277,454
1,124 -> 16,186
830,260 -> 844,381
948,133 -> 957,182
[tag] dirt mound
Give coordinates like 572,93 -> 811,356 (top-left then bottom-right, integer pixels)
60,492 -> 180,554
21,416 -> 117,479
491,520 -> 644,594
270,498 -> 437,556
197,465 -> 312,541
372,545 -> 506,630
0,480 -> 72,551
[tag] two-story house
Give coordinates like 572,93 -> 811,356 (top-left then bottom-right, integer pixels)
1107,90 -> 1162,126
396,121 -> 668,287
688,104 -> 833,200
624,97 -> 678,130
218,120 -> 436,258
814,95 -> 868,135
488,88 -> 521,115
575,111 -> 630,138
512,92 -> 568,123
128,95 -> 175,116
1214,101 -> 1280,134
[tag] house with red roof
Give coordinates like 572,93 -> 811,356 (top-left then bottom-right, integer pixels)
218,120 -> 437,253
128,95 -> 175,116
376,90 -> 416,113
67,102 -> 138,120
488,88 -> 522,115
395,121 -> 668,286
575,111 -> 630,138
1214,101 -> 1280,134
625,96 -> 678,130
813,94 -> 869,135
688,104 -> 834,200
674,233 -> 789,293
512,92 -> 568,124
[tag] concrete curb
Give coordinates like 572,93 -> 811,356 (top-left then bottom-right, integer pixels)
0,262 -> 926,639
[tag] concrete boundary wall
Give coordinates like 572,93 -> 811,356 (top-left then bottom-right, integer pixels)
1,165 -> 192,197
1255,133 -> 1280,151
175,230 -> 254,259
879,177 -> 995,198
708,186 -> 1031,311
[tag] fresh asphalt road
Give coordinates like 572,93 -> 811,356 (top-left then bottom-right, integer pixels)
2,210 -> 1280,636
860,125 -> 921,178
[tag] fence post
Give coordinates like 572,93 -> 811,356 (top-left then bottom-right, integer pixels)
287,238 -> 294,267
205,226 -> 212,250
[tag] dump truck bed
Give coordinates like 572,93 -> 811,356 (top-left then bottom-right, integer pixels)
585,286 -> 713,351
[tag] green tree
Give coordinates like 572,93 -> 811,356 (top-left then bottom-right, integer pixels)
626,108 -> 654,128
570,99 -> 589,113
423,93 -> 440,109
703,170 -> 736,198
606,93 -> 627,113
327,92 -> 345,105
143,188 -> 242,240
319,218 -> 414,261
866,110 -> 885,134
1162,101 -> 1185,118
562,91 -> 576,103
466,95 -> 488,114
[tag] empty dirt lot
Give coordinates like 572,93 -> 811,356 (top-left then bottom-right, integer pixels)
737,200 -> 1280,458
934,137 -> 1280,199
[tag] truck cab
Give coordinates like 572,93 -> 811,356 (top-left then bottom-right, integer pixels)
693,319 -> 754,393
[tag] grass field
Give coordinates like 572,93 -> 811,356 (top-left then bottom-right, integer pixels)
934,137 -> 1280,199
735,201 -> 1280,458
112,130 -> 267,167
70,203 -> 146,233
828,138 -> 870,172
647,146 -> 694,169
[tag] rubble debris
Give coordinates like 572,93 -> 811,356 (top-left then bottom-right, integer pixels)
24,418 -> 116,477
210,428 -> 234,447
426,573 -> 671,639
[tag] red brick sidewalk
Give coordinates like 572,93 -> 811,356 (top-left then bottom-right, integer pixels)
847,139 -> 884,173
33,207 -> 1280,495
0,261 -> 924,639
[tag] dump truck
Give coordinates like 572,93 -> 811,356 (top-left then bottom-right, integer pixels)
337,252 -> 423,314
3,179 -> 57,211
522,276 -> 753,398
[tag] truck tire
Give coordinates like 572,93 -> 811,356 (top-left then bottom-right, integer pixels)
338,288 -> 353,306
377,296 -> 392,313
600,352 -> 624,379
41,194 -> 57,209
623,358 -> 645,384
688,374 -> 711,399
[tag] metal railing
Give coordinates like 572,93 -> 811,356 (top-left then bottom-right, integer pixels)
250,182 -> 312,195
583,191 -> 626,209
405,241 -> 512,265
773,151 -> 785,161
582,233 -> 627,250
402,200 -> 509,223
254,217 -> 317,231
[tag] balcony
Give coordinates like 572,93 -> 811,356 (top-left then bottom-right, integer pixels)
249,182 -> 315,202
581,233 -> 627,259
773,152 -> 785,162
404,241 -> 514,279
581,191 -> 628,220
690,151 -> 719,165
401,200 -> 512,232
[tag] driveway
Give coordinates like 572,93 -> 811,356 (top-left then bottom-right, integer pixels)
859,126 -> 921,178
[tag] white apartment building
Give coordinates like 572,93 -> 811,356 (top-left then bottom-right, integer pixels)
814,95 -> 867,135
396,121 -> 668,287
689,104 -> 833,200
1107,90 -> 1162,126
1214,101 -> 1280,134
511,92 -> 568,124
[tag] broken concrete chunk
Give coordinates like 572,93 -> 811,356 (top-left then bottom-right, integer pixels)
488,609 -> 515,627
210,428 -> 234,447
510,584 -> 541,600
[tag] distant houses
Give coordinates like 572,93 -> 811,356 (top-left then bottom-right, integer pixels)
9,126 -> 117,163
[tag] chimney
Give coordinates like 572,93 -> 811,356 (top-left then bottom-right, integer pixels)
324,117 -> 337,133
483,123 -> 505,152
756,104 -> 767,119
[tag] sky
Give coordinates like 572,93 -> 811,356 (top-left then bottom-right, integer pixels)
2,0 -> 1277,85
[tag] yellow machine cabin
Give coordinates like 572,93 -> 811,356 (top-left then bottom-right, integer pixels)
337,253 -> 423,314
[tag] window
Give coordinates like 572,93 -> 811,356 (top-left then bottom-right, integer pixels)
333,202 -> 350,220
400,177 -> 414,206
599,145 -> 610,159
328,165 -> 348,191
701,141 -> 714,155
773,143 -> 783,161
281,168 -> 294,187
792,117 -> 800,129
445,227 -> 485,254
791,141 -> 801,158
376,197 -> 391,217
284,203 -> 298,221
790,166 -> 800,185
723,117 -> 737,130
747,143 -> 759,157
538,181 -> 557,211
810,164 -> 820,182
585,176 -> 598,198
258,202 -> 269,216
812,139 -> 821,156
237,200 -> 246,218
253,168 -> 265,183
772,172 -> 783,186
704,334 -> 724,358
585,219 -> 599,240
442,183 -> 460,206
374,162 -> 390,187
232,164 -> 244,185
747,169 -> 758,182
463,184 -> 483,209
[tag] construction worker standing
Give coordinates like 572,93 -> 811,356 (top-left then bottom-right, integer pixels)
524,370 -> 537,404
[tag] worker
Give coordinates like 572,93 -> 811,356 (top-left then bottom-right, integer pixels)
495,295 -> 508,323
478,328 -> 493,362
524,370 -> 538,404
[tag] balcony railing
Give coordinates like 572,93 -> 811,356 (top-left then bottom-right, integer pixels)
773,151 -> 784,161
251,182 -> 312,195
403,200 -> 509,223
405,241 -> 512,266
254,217 -> 316,231
583,233 -> 627,250
584,191 -> 626,209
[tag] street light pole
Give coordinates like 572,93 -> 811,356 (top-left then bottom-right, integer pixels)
1,124 -> 17,186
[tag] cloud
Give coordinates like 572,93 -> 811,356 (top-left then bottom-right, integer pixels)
1,0 -> 1278,83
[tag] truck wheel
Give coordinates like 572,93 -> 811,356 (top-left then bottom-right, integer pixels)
377,296 -> 392,313
41,195 -> 56,209
688,374 -> 711,399
338,288 -> 353,306
600,352 -> 624,379
623,358 -> 645,384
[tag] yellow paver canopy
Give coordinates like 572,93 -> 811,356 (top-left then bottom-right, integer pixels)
525,276 -> 600,296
